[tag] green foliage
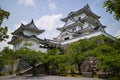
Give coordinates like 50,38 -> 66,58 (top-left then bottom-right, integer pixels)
113,39 -> 120,50
16,48 -> 42,66
103,0 -> 120,20
0,47 -> 15,74
67,39 -> 95,54
11,36 -> 120,77
0,35 -> 119,77
0,8 -> 9,25
90,35 -> 114,46
66,39 -> 96,74
43,48 -> 64,75
66,35 -> 120,77
94,44 -> 115,55
66,39 -> 96,65
0,8 -> 10,42
0,27 -> 9,41
91,37 -> 120,77
96,45 -> 120,77
16,47 -> 43,76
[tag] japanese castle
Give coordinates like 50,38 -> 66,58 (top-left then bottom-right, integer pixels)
9,4 -> 114,51
54,4 -> 114,45
9,4 -> 115,74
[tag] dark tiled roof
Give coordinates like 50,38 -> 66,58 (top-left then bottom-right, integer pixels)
61,4 -> 100,22
58,14 -> 105,32
8,32 -> 45,44
57,21 -> 83,31
12,19 -> 45,35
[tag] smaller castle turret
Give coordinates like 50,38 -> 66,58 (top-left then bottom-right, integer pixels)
9,19 -> 46,52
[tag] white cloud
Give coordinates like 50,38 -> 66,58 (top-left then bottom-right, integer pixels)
13,21 -> 28,30
18,0 -> 35,6
0,14 -> 64,50
93,0 -> 101,2
43,0 -> 57,11
48,2 -> 57,11
35,14 -> 64,39
15,14 -> 64,40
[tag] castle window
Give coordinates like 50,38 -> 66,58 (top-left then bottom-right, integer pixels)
64,37 -> 69,40
78,17 -> 81,21
72,28 -> 76,32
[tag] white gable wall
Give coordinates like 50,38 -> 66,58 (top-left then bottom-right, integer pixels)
13,39 -> 47,52
90,24 -> 96,29
64,13 -> 86,27
57,13 -> 89,42
26,40 -> 47,53
23,30 -> 38,36
61,31 -> 115,45
74,13 -> 86,20
65,19 -> 74,26
83,22 -> 89,28
13,41 -> 22,50
56,31 -> 73,42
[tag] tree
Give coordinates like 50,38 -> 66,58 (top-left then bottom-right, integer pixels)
96,45 -> 120,78
0,47 -> 15,75
16,44 -> 44,76
0,8 -> 10,42
96,39 -> 120,78
43,48 -> 63,75
103,0 -> 120,20
66,35 -> 116,76
85,36 -> 120,79
66,39 -> 96,74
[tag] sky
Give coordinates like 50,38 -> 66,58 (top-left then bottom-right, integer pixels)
0,0 -> 120,50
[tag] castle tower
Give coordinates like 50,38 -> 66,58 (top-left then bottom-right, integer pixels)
9,19 -> 47,52
54,5 -> 114,45
8,20 -> 47,74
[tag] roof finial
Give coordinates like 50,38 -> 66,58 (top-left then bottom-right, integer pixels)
86,4 -> 90,10
21,23 -> 24,26
31,19 -> 34,23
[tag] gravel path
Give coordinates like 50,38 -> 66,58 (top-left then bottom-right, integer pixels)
0,75 -> 103,80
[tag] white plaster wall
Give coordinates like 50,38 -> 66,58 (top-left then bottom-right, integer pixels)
57,31 -> 73,42
90,24 -> 96,29
57,31 -> 67,40
74,13 -> 86,20
65,13 -> 86,26
76,25 -> 82,31
13,39 -> 47,52
61,31 -> 115,44
61,34 -> 73,41
68,29 -> 72,32
65,19 -> 75,26
23,30 -> 38,36
67,28 -> 75,32
24,40 -> 47,52
83,22 -> 89,28
67,25 -> 80,32
13,41 -> 23,50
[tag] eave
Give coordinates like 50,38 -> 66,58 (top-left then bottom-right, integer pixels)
61,5 -> 100,22
8,37 -> 23,45
80,16 -> 104,28
8,34 -> 46,45
57,21 -> 83,31
12,20 -> 45,35
74,25 -> 94,35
